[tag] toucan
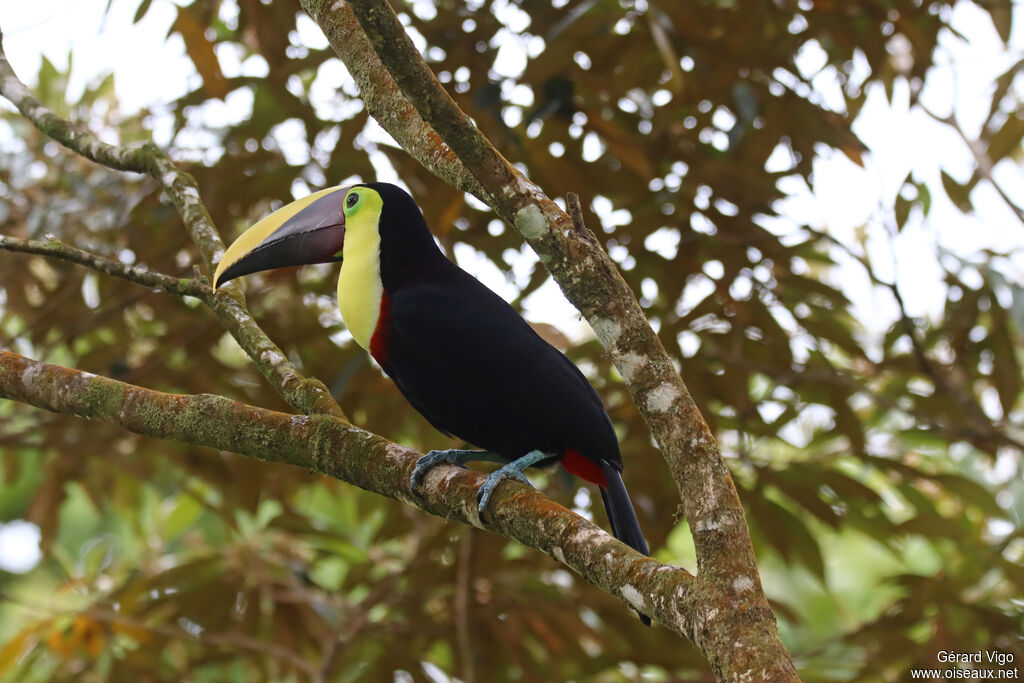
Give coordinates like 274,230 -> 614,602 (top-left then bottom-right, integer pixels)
213,182 -> 650,621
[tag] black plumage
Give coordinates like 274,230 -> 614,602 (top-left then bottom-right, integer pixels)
367,184 -> 649,570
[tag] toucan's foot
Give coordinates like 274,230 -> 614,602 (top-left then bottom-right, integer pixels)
476,449 -> 551,522
410,449 -> 505,495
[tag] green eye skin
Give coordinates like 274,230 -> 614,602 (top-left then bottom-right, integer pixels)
345,191 -> 360,212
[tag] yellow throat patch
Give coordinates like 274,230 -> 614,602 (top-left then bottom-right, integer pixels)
337,187 -> 384,350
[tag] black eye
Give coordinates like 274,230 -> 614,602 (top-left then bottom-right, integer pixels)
346,193 -> 359,208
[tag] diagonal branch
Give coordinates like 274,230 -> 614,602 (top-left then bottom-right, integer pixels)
294,3 -> 488,203
0,234 -> 212,300
0,31 -> 343,419
302,2 -> 797,678
0,350 -> 697,634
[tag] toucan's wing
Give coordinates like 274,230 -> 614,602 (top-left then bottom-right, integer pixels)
387,273 -> 620,469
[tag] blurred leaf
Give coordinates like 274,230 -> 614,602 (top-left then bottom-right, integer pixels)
747,488 -> 826,580
940,170 -> 973,212
895,194 -> 911,231
0,624 -> 40,674
173,6 -> 230,100
133,0 -> 154,24
916,180 -> 932,216
985,3 -> 1013,44
932,474 -> 1004,518
164,493 -> 202,541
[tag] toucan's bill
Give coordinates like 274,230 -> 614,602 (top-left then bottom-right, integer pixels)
212,185 -> 352,290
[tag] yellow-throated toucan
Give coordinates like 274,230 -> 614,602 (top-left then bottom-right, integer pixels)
213,183 -> 650,620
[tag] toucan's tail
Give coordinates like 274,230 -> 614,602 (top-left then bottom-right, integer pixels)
598,460 -> 651,626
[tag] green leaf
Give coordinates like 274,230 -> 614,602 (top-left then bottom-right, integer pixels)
915,181 -> 932,216
309,556 -> 347,591
165,493 -> 202,541
932,474 -> 1004,517
987,116 -> 1024,163
987,296 -> 1022,415
36,56 -> 62,106
254,498 -> 283,529
897,428 -> 949,451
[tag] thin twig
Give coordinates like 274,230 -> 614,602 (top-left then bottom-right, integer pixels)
566,192 -> 588,237
802,224 -> 1023,451
0,235 -> 212,300
920,103 -> 1024,225
454,528 -> 476,683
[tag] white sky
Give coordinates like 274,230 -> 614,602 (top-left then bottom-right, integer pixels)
0,0 -> 1021,570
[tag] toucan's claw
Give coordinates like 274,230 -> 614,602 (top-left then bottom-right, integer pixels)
409,449 -> 504,495
476,468 -> 533,521
476,449 -> 550,523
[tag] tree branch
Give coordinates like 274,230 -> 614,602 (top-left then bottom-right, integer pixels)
0,350 -> 701,634
0,31 -> 343,419
289,3 -> 488,203
0,234 -> 212,300
302,2 -> 798,678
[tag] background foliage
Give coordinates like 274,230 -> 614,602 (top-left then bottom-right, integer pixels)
1,0 -> 1022,680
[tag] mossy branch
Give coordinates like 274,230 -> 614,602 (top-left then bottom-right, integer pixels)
0,350 -> 699,633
